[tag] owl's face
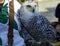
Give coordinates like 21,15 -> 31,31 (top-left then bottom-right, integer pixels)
20,1 -> 38,23
22,1 -> 37,13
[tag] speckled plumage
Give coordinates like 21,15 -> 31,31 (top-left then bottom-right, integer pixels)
20,1 -> 56,43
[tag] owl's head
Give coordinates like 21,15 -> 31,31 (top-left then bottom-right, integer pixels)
20,1 -> 38,14
20,1 -> 38,23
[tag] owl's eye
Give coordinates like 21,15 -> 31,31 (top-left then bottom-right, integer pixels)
35,5 -> 36,7
26,5 -> 31,8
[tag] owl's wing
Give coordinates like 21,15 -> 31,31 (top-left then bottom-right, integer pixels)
21,13 -> 56,42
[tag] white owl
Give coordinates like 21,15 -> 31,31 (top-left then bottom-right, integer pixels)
20,1 -> 56,43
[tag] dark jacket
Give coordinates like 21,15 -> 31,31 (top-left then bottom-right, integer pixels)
55,3 -> 60,18
56,32 -> 60,42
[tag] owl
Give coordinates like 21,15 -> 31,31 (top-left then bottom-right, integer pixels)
20,1 -> 56,43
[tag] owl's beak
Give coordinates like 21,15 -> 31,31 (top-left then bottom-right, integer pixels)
32,8 -> 35,13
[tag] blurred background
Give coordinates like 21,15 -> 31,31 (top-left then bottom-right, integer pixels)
38,0 -> 60,22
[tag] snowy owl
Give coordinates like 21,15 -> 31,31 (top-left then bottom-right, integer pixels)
20,1 -> 56,43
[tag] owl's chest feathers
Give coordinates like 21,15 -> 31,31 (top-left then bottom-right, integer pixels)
21,12 -> 34,23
